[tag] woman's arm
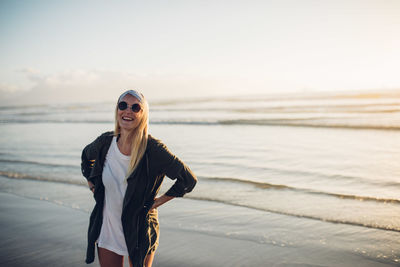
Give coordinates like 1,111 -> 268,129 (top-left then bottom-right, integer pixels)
150,194 -> 174,210
150,137 -> 197,203
164,163 -> 197,197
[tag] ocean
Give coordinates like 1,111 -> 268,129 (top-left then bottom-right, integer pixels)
0,90 -> 399,265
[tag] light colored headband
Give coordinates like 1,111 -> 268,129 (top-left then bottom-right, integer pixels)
118,90 -> 144,103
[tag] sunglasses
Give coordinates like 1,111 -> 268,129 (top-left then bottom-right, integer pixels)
118,101 -> 142,113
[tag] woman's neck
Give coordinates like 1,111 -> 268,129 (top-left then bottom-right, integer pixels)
117,130 -> 133,156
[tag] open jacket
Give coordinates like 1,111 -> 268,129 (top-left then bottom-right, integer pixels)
81,131 -> 197,266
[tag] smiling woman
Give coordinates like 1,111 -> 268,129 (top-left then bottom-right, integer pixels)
81,89 -> 197,267
115,93 -> 147,157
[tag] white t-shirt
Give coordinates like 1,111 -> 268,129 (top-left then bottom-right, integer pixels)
97,136 -> 130,256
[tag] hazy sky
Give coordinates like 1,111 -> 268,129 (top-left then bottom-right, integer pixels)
1,0 -> 399,104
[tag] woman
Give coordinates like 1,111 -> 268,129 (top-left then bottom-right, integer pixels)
81,90 -> 197,267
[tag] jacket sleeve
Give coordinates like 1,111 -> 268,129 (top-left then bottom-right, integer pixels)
81,134 -> 106,184
81,145 -> 95,183
81,131 -> 113,183
81,143 -> 96,183
152,140 -> 197,197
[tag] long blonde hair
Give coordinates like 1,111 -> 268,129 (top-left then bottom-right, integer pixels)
114,93 -> 149,178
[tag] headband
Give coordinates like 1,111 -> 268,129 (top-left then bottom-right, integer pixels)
118,90 -> 144,103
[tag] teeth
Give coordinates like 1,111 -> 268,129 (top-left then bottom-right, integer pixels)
122,117 -> 133,121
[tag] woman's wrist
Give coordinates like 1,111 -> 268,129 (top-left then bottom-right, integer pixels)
88,181 -> 95,192
152,194 -> 174,209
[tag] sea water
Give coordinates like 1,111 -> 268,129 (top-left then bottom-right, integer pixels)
1,90 -> 399,264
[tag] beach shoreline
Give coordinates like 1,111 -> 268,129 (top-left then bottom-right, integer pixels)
0,181 -> 398,267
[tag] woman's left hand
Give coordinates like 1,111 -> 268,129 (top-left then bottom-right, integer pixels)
150,194 -> 174,210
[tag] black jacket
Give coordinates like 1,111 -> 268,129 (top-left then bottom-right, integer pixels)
81,131 -> 197,266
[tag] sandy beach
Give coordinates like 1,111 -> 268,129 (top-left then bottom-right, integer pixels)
0,177 -> 398,267
0,191 -> 280,267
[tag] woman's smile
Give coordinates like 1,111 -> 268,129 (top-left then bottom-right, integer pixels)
122,116 -> 134,121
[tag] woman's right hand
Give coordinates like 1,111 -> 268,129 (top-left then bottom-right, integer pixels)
88,181 -> 95,193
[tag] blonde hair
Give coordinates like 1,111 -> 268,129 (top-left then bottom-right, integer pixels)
114,93 -> 149,178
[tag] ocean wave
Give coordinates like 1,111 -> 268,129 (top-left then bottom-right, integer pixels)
0,119 -> 113,124
1,118 -> 399,130
6,168 -> 398,204
150,103 -> 400,113
218,119 -> 400,131
188,196 -> 400,233
152,119 -> 400,131
3,102 -> 400,115
195,162 -> 400,189
202,176 -> 400,204
0,171 -> 85,186
2,172 -> 399,232
2,170 -> 398,205
0,159 -> 77,168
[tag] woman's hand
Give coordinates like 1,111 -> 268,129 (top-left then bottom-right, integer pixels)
150,194 -> 174,210
88,181 -> 95,193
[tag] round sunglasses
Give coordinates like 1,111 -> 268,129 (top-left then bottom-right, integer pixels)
118,101 -> 142,113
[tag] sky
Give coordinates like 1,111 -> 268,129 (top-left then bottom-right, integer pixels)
1,0 -> 400,105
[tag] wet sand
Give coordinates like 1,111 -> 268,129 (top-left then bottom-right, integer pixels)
0,192 -> 276,267
0,191 -> 397,267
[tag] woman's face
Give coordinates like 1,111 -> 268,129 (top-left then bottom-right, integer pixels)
117,94 -> 143,132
